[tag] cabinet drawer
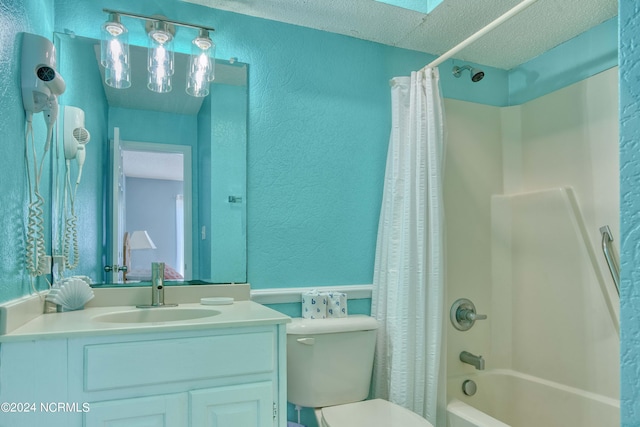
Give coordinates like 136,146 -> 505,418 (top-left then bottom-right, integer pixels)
84,331 -> 274,392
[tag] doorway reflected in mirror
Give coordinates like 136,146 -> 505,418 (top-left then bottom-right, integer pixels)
111,140 -> 191,283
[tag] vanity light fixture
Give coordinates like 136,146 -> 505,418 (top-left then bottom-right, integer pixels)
101,9 -> 216,97
100,12 -> 131,89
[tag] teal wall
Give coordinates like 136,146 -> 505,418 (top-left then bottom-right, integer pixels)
619,2 -> 639,424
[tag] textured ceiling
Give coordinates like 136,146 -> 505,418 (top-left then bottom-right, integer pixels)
184,0 -> 617,70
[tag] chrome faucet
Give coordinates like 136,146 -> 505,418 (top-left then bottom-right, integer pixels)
136,262 -> 177,308
151,262 -> 165,305
460,351 -> 485,370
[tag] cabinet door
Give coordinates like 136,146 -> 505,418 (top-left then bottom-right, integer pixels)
190,382 -> 273,427
84,393 -> 187,427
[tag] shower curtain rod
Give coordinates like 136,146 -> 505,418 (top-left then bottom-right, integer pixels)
424,0 -> 540,70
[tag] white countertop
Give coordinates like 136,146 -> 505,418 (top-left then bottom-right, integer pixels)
0,301 -> 290,342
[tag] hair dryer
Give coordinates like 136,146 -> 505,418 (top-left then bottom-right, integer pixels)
21,33 -> 66,126
62,106 -> 90,270
63,106 -> 90,185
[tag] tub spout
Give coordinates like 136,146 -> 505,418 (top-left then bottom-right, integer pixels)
460,351 -> 485,370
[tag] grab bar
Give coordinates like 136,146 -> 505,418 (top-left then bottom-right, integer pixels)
599,225 -> 620,296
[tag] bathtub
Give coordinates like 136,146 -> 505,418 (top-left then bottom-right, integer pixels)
446,369 -> 619,427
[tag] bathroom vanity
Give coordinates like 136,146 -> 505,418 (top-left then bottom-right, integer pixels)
0,286 -> 290,427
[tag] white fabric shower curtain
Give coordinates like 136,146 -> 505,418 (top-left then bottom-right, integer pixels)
371,68 -> 446,427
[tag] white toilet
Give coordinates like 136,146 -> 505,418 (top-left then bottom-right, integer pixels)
286,315 -> 434,427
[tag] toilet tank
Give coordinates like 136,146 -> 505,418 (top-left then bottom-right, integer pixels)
286,315 -> 379,408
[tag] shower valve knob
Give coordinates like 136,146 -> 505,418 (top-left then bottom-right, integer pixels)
451,298 -> 487,331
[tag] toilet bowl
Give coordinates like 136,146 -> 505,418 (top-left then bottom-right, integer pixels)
286,316 -> 434,427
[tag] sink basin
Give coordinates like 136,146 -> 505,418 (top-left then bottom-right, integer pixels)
93,308 -> 221,324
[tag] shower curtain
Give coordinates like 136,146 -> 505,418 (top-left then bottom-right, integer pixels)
371,68 -> 446,427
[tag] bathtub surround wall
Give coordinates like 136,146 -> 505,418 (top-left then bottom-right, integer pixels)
444,98 -> 503,383
491,188 -> 619,398
444,67 -> 619,411
503,68 -> 619,241
495,71 -> 620,405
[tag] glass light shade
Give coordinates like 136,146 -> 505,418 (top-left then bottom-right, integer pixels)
189,31 -> 216,82
148,67 -> 172,93
148,22 -> 175,76
186,31 -> 215,97
105,63 -> 131,89
186,69 -> 210,97
100,14 -> 129,69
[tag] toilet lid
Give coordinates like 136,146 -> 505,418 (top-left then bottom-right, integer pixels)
321,399 -> 433,427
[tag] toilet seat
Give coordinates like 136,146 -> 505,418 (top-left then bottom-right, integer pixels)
319,399 -> 434,427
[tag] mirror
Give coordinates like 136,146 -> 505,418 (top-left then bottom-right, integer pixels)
52,32 -> 248,286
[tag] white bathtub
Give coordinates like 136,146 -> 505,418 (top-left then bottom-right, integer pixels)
446,369 -> 619,427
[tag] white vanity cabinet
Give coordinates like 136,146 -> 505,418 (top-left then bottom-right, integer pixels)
0,322 -> 287,427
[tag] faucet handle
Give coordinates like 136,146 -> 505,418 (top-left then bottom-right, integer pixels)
451,298 -> 487,331
460,309 -> 487,322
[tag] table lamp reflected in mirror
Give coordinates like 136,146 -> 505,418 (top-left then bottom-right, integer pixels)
123,230 -> 156,282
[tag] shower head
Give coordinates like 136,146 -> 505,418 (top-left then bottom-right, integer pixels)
453,65 -> 485,82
